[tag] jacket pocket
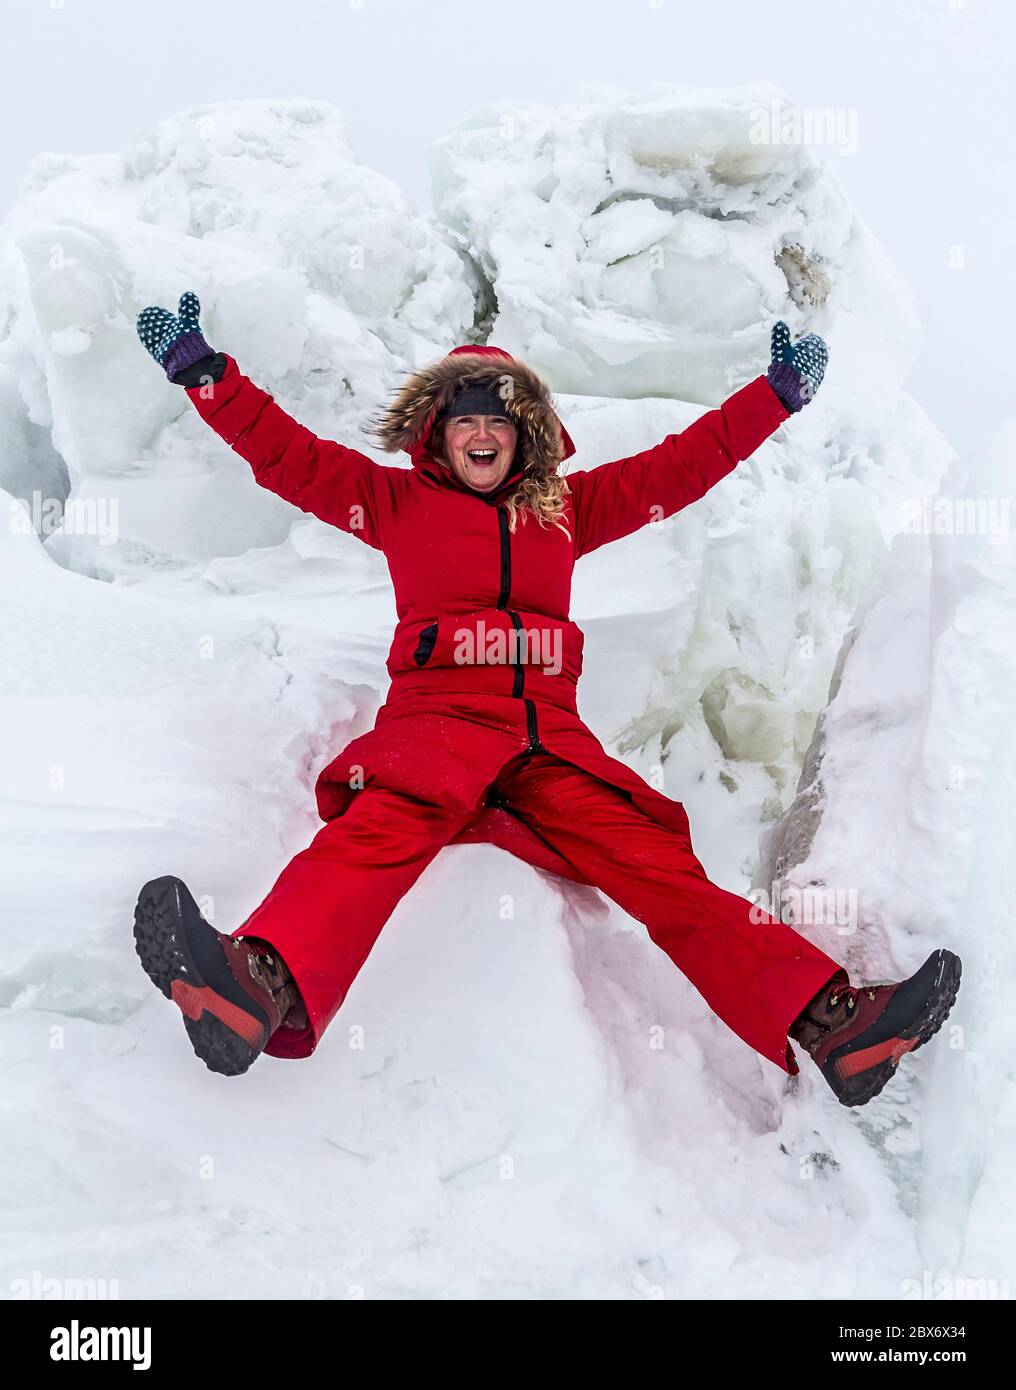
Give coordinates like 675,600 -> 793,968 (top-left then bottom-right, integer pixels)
412,621 -> 439,667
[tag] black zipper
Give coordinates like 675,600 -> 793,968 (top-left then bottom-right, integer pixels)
495,505 -> 542,753
506,610 -> 526,699
496,508 -> 511,609
524,697 -> 541,751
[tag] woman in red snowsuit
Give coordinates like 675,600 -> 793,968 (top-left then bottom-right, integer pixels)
133,294 -> 960,1107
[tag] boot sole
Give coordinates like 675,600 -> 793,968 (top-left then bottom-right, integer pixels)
133,876 -> 269,1076
824,949 -> 962,1107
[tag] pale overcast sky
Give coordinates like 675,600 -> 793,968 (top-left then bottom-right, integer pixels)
4,0 -> 1012,454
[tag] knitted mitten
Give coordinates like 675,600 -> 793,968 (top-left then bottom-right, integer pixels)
767,319 -> 828,412
137,290 -> 216,382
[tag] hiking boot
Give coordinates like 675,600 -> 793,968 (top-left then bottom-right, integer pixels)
133,875 -> 302,1076
789,949 -> 962,1107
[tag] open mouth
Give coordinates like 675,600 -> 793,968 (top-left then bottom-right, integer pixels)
466,448 -> 499,465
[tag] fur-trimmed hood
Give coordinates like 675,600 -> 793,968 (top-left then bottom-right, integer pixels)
368,344 -> 576,488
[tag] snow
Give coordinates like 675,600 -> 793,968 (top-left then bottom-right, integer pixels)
763,424 -> 1016,1279
1,92 -> 1009,1300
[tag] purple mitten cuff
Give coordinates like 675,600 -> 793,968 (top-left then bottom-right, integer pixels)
766,360 -> 812,413
163,330 -> 215,382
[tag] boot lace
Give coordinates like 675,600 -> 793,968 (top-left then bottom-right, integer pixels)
828,985 -> 879,1011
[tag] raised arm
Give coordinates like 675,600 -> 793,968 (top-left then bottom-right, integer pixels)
137,292 -> 406,550
566,321 -> 828,558
567,376 -> 787,557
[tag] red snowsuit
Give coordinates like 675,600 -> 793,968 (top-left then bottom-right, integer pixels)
185,347 -> 840,1071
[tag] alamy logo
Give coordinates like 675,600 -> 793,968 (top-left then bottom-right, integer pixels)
900,496 -> 1010,544
748,100 -> 859,156
9,492 -> 120,546
453,621 -> 563,676
901,1271 -> 1011,1300
749,881 -> 858,935
50,1319 -> 151,1370
10,1271 -> 120,1300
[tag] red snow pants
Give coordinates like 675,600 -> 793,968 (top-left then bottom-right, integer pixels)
235,751 -> 841,1073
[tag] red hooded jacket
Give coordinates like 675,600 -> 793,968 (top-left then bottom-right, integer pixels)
185,345 -> 789,883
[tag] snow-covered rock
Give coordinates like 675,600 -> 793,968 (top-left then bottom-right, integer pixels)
430,83 -> 918,420
0,99 -> 475,562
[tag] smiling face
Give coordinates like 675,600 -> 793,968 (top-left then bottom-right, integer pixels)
439,413 -> 520,494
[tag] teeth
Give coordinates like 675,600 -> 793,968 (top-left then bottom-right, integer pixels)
468,450 -> 497,459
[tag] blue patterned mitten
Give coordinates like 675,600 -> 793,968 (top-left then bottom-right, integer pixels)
767,319 -> 828,412
137,291 -> 216,382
